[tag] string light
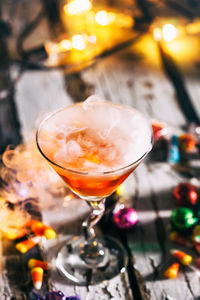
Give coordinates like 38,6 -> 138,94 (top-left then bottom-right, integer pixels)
88,35 -> 97,44
72,35 -> 86,50
153,23 -> 178,42
162,24 -> 178,42
60,39 -> 72,51
95,10 -> 113,26
153,27 -> 162,42
64,0 -> 92,16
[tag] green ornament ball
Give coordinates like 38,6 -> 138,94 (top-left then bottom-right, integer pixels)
170,207 -> 198,231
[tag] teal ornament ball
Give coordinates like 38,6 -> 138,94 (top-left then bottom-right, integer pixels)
170,207 -> 198,231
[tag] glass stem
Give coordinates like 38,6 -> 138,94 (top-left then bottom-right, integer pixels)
81,198 -> 106,265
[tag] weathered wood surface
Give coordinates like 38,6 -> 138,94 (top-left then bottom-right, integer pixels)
8,31 -> 200,300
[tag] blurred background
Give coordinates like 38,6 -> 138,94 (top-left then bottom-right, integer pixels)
0,0 -> 200,153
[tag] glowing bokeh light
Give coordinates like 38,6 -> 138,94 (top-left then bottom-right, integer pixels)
162,24 -> 178,42
64,0 -> 92,15
60,39 -> 72,51
88,35 -> 97,44
153,27 -> 162,41
72,35 -> 86,50
95,10 -> 111,26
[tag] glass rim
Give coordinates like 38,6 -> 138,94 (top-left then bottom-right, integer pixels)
36,101 -> 153,176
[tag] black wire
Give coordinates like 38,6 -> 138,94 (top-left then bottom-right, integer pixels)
16,8 -> 45,60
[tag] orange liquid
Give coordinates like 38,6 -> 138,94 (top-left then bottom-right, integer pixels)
52,162 -> 138,198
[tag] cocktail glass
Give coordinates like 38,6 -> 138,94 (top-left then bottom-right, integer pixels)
36,99 -> 152,285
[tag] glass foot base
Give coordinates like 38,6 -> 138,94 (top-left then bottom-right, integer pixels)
56,235 -> 128,285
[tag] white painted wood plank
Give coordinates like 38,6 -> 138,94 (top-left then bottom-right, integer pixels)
82,46 -> 186,127
15,70 -> 73,141
130,162 -> 200,300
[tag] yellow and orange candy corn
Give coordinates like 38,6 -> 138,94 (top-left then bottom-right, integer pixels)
28,258 -> 48,270
16,236 -> 41,254
43,226 -> 56,239
164,263 -> 180,279
170,249 -> 192,266
31,267 -> 43,290
27,219 -> 56,239
4,228 -> 27,240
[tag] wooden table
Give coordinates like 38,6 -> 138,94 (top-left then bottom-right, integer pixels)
1,2 -> 200,299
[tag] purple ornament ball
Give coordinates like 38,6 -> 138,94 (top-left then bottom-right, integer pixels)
113,207 -> 139,230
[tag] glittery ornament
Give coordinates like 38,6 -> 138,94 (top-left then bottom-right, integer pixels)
179,134 -> 195,152
113,207 -> 138,230
173,182 -> 198,207
170,207 -> 197,231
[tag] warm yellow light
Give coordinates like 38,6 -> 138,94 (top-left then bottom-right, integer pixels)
116,184 -> 126,196
186,21 -> 200,35
60,39 -> 72,51
72,35 -> 86,50
95,10 -> 111,26
162,24 -> 178,42
88,35 -> 97,44
64,0 -> 92,15
153,28 -> 162,41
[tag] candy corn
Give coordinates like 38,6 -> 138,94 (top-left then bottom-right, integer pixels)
164,263 -> 179,279
16,236 -> 41,254
27,219 -> 56,239
4,228 -> 27,240
28,258 -> 48,270
43,226 -> 56,239
169,231 -> 192,248
170,249 -> 192,266
31,267 -> 43,290
31,221 -> 44,236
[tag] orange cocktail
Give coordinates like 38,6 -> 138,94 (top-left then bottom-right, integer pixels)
37,100 -> 152,199
36,97 -> 152,285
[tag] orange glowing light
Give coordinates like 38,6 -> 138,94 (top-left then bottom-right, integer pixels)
162,24 -> 178,42
64,0 -> 92,15
153,28 -> 162,41
72,35 -> 86,50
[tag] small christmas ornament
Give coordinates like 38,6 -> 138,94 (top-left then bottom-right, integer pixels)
113,207 -> 138,230
170,207 -> 197,231
173,182 -> 198,207
151,121 -> 167,142
179,133 -> 195,152
168,135 -> 180,165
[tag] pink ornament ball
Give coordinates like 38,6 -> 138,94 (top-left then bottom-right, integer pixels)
113,207 -> 139,230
